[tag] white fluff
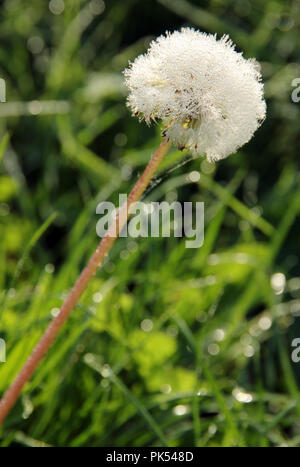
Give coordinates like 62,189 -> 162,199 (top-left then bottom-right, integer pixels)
124,28 -> 266,162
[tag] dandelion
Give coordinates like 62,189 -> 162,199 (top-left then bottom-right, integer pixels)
0,28 -> 266,425
124,28 -> 266,161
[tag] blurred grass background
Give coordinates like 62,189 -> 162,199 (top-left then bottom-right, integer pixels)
0,0 -> 300,447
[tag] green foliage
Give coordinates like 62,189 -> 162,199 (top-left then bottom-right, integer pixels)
0,0 -> 300,447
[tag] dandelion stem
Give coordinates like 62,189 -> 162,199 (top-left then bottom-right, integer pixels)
0,138 -> 171,426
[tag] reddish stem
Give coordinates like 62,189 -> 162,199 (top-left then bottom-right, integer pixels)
0,138 -> 170,426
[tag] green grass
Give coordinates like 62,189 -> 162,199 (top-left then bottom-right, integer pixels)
0,0 -> 300,447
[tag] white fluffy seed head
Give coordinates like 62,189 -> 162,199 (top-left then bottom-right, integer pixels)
124,28 -> 266,162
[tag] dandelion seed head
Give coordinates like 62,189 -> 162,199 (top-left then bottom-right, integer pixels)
124,28 -> 266,161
